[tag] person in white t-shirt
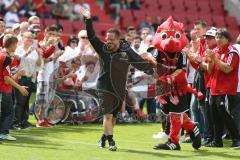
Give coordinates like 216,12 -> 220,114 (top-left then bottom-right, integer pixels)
13,31 -> 42,129
58,36 -> 80,63
76,61 -> 99,90
4,5 -> 19,28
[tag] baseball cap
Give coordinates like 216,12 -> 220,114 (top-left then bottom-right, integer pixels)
12,23 -> 20,31
204,27 -> 217,37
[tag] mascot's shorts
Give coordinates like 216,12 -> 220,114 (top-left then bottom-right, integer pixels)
97,90 -> 123,117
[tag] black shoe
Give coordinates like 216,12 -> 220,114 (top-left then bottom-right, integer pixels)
189,126 -> 201,150
108,140 -> 117,151
203,138 -> 213,146
205,141 -> 223,148
98,134 -> 106,148
21,121 -> 33,129
153,140 -> 181,150
11,124 -> 22,130
230,139 -> 240,150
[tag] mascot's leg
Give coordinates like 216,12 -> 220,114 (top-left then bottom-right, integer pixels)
182,112 -> 202,149
153,112 -> 181,150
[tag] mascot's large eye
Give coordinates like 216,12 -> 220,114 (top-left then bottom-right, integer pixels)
160,32 -> 168,39
175,32 -> 181,39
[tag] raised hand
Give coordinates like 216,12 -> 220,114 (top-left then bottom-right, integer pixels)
79,6 -> 91,19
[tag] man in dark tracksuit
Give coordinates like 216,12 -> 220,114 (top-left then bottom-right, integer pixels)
80,7 -> 154,151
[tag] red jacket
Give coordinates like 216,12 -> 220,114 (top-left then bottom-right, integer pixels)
210,44 -> 239,95
0,51 -> 12,93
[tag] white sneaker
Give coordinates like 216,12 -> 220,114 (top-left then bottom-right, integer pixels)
152,132 -> 169,139
180,135 -> 185,142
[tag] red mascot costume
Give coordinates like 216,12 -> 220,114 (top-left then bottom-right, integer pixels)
152,17 -> 202,150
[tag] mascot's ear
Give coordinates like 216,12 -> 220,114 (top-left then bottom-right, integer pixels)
177,22 -> 184,31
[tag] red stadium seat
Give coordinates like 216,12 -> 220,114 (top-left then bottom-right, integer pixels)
225,16 -> 239,30
43,19 -> 57,28
212,16 -> 226,28
133,10 -> 147,20
210,3 -> 225,15
186,14 -> 199,25
132,10 -> 148,26
201,15 -> 213,26
197,1 -> 210,11
173,5 -> 186,13
172,14 -> 187,24
119,10 -> 134,29
59,20 -> 73,34
184,0 -> 197,10
229,29 -> 239,41
144,0 -> 161,9
72,21 -> 85,34
93,22 -> 119,37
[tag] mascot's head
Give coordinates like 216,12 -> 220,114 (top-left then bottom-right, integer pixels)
152,16 -> 188,53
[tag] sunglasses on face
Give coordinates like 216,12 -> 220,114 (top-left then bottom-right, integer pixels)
204,36 -> 215,40
81,36 -> 88,39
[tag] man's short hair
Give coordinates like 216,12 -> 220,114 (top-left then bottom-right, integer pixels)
28,16 -> 39,24
126,26 -> 136,33
85,61 -> 96,67
194,20 -> 207,29
45,25 -> 58,33
107,28 -> 121,38
67,35 -> 79,46
133,35 -> 142,41
216,28 -> 231,41
52,24 -> 63,31
141,27 -> 150,33
3,34 -> 18,48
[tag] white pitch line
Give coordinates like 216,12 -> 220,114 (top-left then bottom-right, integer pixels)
14,134 -> 225,160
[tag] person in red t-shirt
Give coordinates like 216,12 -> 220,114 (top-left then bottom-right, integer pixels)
205,28 -> 240,149
32,0 -> 47,18
198,27 -> 217,146
185,20 -> 209,142
0,34 -> 28,141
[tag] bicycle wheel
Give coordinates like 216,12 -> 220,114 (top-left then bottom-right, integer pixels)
77,92 -> 100,122
61,99 -> 76,123
46,94 -> 66,125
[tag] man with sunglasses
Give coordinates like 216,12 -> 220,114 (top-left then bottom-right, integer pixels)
77,29 -> 97,64
80,7 -> 155,151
